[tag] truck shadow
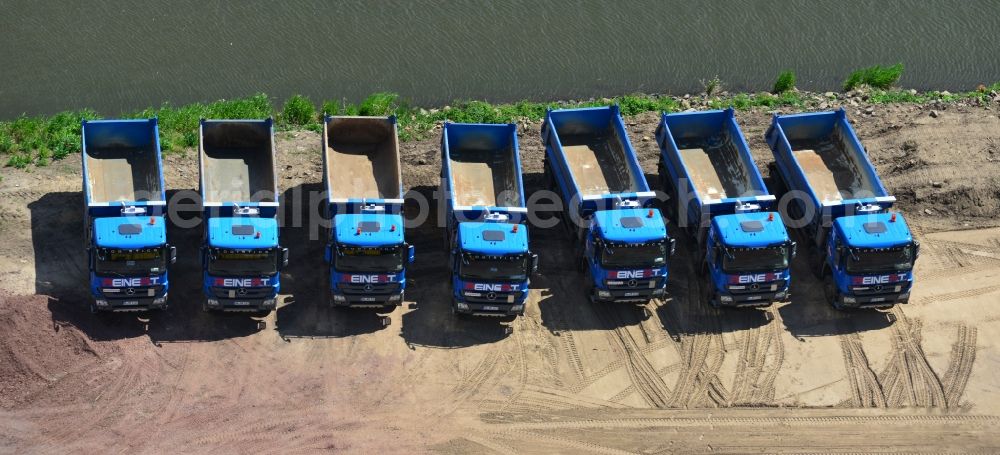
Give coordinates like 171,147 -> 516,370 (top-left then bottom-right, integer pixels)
399,186 -> 512,347
275,182 -> 389,338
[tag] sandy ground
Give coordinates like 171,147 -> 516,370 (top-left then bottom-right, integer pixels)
2,101 -> 1000,453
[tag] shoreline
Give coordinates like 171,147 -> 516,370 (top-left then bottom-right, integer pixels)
2,83 -> 999,169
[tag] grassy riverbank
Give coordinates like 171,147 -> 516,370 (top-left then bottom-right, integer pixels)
2,81 -> 999,169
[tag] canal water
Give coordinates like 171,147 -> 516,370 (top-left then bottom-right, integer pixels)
2,0 -> 998,118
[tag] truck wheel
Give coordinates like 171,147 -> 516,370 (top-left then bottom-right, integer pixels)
89,303 -> 98,314
701,277 -> 720,309
823,276 -> 842,310
202,301 -> 211,313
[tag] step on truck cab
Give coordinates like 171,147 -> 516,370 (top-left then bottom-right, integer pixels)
322,115 -> 413,308
656,108 -> 794,308
441,122 -> 537,317
198,119 -> 287,313
766,109 -> 918,309
82,119 -> 176,312
542,106 -> 674,304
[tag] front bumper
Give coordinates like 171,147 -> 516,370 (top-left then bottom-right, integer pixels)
453,300 -> 525,317
93,294 -> 169,312
205,296 -> 277,312
715,290 -> 787,308
593,286 -> 666,303
330,290 -> 403,308
837,291 -> 910,309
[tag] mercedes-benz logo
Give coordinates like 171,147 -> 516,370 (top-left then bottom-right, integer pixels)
487,292 -> 497,300
874,285 -> 883,292
627,279 -> 637,287
750,283 -> 760,290
237,288 -> 248,296
126,288 -> 135,295
364,284 -> 373,292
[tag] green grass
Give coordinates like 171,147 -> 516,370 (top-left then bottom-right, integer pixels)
2,80 -> 998,168
773,70 -> 796,94
844,63 -> 904,91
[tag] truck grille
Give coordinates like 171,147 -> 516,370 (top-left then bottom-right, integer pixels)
102,285 -> 164,298
211,286 -> 273,299
463,291 -> 521,304
852,283 -> 909,296
729,280 -> 786,295
339,282 -> 402,294
607,278 -> 658,290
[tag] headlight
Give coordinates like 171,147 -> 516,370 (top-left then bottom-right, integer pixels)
843,296 -> 856,304
720,295 -> 733,303
456,302 -> 469,310
606,280 -> 624,286
95,299 -> 109,307
333,294 -> 346,302
898,292 -> 910,300
511,305 -> 524,312
597,290 -> 611,298
207,299 -> 220,306
263,299 -> 276,307
464,292 -> 483,297
774,291 -> 786,300
153,297 -> 167,305
388,294 -> 402,301
652,288 -> 665,296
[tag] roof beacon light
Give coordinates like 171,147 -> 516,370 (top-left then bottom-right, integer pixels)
255,232 -> 261,239
390,224 -> 396,232
149,216 -> 156,225
356,226 -> 362,235
890,213 -> 897,222
647,209 -> 654,218
768,213 -> 774,222
512,225 -> 518,233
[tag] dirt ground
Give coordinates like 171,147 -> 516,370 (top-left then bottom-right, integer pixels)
2,101 -> 1000,453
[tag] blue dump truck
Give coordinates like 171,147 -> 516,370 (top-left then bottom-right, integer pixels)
766,109 -> 918,310
322,115 -> 413,308
542,106 -> 674,304
441,122 -> 536,317
82,119 -> 176,312
198,119 -> 287,313
656,109 -> 794,308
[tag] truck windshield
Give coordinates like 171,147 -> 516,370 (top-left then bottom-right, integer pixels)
335,245 -> 404,273
599,241 -> 667,269
845,246 -> 915,274
95,247 -> 167,276
722,245 -> 789,273
460,253 -> 528,281
208,248 -> 278,276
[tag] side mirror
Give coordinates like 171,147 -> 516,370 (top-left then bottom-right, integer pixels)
280,247 -> 289,269
407,244 -> 415,264
669,238 -> 677,257
530,253 -> 539,275
169,245 -> 177,264
324,244 -> 332,263
913,240 -> 920,259
790,241 -> 798,259
87,247 -> 94,269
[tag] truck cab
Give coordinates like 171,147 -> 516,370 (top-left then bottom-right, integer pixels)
583,207 -> 672,303
202,215 -> 286,311
325,211 -> 413,307
451,216 -> 534,315
82,118 -> 176,312
824,212 -> 916,308
702,212 -> 793,307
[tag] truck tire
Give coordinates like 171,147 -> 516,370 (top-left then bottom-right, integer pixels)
89,303 -> 98,314
823,274 -> 843,311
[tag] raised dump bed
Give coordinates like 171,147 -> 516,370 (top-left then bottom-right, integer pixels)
199,120 -> 277,205
82,119 -> 163,204
443,123 -> 522,210
324,116 -> 402,201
